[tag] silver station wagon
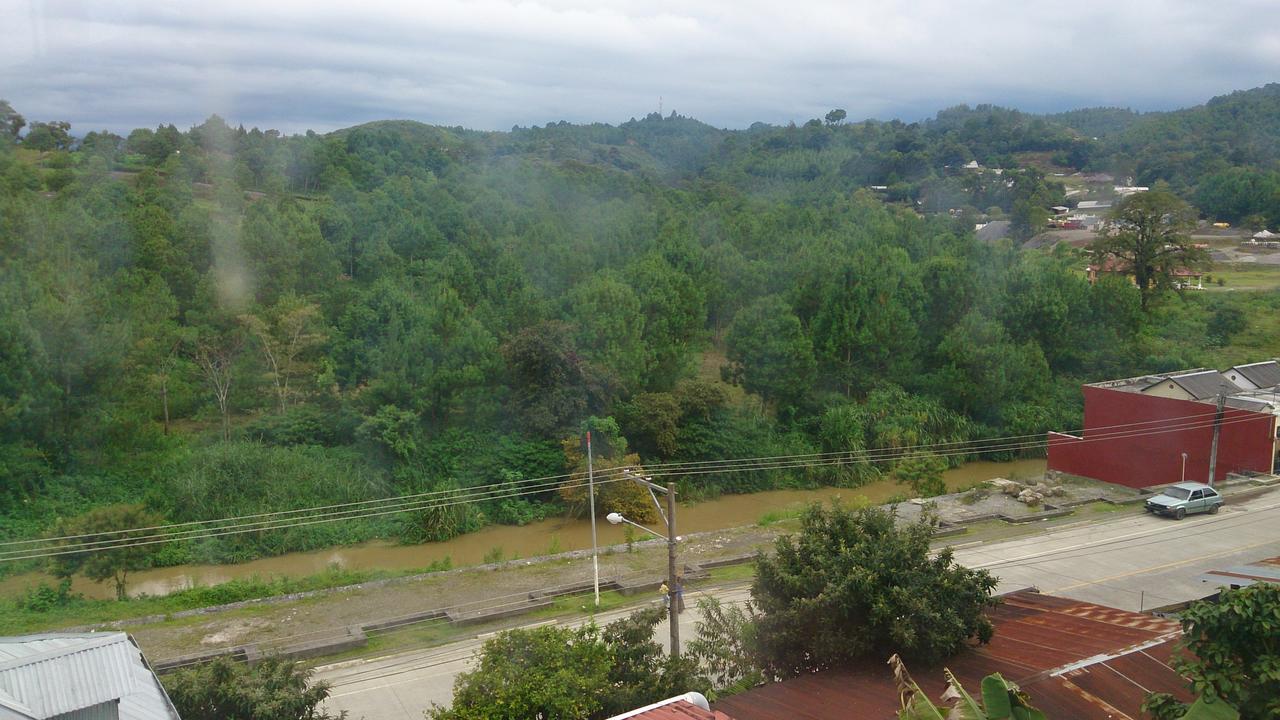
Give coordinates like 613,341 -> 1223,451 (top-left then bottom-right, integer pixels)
1144,482 -> 1224,520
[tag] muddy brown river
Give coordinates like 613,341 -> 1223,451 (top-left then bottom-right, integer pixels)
1,459 -> 1045,599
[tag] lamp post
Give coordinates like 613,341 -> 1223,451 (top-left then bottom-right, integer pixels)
606,475 -> 680,657
587,432 -> 599,607
1181,452 -> 1188,483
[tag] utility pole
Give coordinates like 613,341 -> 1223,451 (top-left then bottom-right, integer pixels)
612,471 -> 681,657
666,482 -> 679,657
587,432 -> 599,607
1207,392 -> 1226,486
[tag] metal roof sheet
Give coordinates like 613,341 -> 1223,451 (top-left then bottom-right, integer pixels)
1231,361 -> 1280,390
1145,370 -> 1240,400
0,633 -> 179,720
713,591 -> 1187,720
1197,555 -> 1280,589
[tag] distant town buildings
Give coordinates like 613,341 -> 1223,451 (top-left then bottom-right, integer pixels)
1085,257 -> 1203,289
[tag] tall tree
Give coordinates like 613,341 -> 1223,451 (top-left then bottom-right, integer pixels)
751,503 -> 996,676
21,120 -> 72,151
809,246 -> 923,396
723,295 -> 815,412
48,504 -> 166,600
241,294 -> 327,414
0,100 -> 24,142
189,319 -> 248,441
1088,191 -> 1207,311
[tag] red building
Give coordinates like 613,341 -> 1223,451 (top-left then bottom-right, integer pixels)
1048,363 -> 1280,489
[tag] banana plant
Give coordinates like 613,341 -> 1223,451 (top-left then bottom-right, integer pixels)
890,654 -> 1048,720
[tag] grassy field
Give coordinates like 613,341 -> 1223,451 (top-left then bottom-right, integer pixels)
1205,264 -> 1280,291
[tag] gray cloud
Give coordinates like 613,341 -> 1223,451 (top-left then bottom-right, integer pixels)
1,0 -> 1277,134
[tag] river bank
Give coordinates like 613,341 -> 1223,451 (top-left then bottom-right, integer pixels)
10,466 -> 1192,665
0,459 -> 1048,601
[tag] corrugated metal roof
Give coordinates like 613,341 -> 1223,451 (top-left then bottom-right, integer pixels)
713,591 -> 1189,720
1231,361 -> 1280,390
1146,370 -> 1240,400
0,633 -> 179,720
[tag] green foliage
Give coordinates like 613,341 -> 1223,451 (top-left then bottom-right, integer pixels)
687,596 -> 767,694
1089,191 -> 1207,311
430,607 -> 704,720
0,100 -> 25,141
751,503 -> 997,676
48,504 -> 167,600
22,120 -> 72,152
356,404 -> 420,462
1144,584 -> 1279,720
15,578 -> 81,613
3,89 -> 1280,574
893,453 -> 948,497
1206,305 -> 1248,347
159,442 -> 393,561
891,654 -> 1048,720
396,477 -> 486,544
724,295 -> 815,411
163,656 -> 342,720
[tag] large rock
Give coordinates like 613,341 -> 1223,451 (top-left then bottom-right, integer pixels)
1016,489 -> 1044,506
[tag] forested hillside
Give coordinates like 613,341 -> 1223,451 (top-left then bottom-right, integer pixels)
1,88 -> 1277,568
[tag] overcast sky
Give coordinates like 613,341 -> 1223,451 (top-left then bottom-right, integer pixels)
2,1 -> 1277,135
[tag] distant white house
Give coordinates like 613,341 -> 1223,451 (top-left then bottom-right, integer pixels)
1113,186 -> 1149,196
1076,200 -> 1112,211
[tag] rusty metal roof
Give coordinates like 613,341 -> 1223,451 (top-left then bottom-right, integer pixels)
609,693 -> 736,720
626,701 -> 735,720
713,590 -> 1189,720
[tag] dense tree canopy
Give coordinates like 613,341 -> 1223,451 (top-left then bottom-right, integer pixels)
1089,191 -> 1208,311
0,86 -> 1276,568
751,504 -> 997,675
430,607 -> 702,720
1144,584 -> 1280,720
163,656 -> 341,720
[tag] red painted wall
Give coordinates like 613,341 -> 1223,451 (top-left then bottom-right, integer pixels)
1048,385 -> 1276,488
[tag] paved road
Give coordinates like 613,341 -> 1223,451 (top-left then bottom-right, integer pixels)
316,492 -> 1280,720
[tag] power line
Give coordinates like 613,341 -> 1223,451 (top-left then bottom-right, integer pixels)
5,409 -> 1269,561
3,406 -> 1230,548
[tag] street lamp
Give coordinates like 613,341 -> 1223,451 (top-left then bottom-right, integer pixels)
1181,452 -> 1188,483
587,432 -> 599,607
605,512 -> 667,539
608,473 -> 681,658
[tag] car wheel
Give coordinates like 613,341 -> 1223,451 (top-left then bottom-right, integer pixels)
1175,508 -> 1186,520
1209,503 -> 1219,514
